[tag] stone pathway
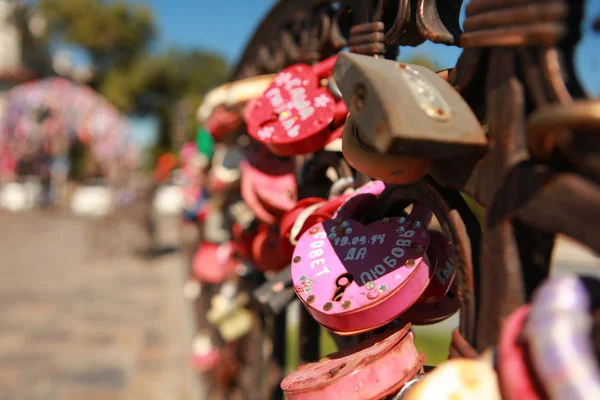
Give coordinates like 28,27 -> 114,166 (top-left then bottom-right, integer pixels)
0,211 -> 202,400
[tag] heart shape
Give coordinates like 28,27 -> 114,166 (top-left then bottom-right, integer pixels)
245,64 -> 337,156
292,215 -> 431,334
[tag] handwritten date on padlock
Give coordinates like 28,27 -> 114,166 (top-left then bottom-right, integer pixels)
245,65 -> 337,156
291,217 -> 431,334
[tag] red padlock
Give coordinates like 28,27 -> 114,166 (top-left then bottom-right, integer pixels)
497,305 -> 544,400
279,195 -> 350,260
205,105 -> 244,141
252,224 -> 289,273
240,147 -> 297,225
192,242 -> 238,284
281,323 -> 424,400
244,56 -> 348,156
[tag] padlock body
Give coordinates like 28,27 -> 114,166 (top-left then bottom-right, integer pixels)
292,215 -> 431,334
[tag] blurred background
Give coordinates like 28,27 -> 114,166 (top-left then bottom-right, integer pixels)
0,0 -> 599,399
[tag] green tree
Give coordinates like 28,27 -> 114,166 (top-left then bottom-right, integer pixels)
38,0 -> 155,88
36,0 -> 229,156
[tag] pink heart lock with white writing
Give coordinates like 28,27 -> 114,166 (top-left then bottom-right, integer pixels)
291,180 -> 432,335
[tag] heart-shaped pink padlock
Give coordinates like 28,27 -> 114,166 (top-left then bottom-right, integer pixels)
291,214 -> 431,335
281,323 -> 424,400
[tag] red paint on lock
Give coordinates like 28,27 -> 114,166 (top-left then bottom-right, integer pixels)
281,323 -> 424,400
245,56 -> 348,156
240,148 -> 297,225
280,197 -> 326,260
192,242 -> 238,284
205,105 -> 244,141
252,226 -> 289,273
498,304 -> 545,400
280,196 -> 350,260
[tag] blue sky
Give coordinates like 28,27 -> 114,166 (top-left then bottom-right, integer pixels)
136,0 -> 600,95
45,0 -> 600,146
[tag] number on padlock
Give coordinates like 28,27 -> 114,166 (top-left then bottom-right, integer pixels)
291,213 -> 431,335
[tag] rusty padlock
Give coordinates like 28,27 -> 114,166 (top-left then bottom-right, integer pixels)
334,53 -> 487,183
281,323 -> 424,400
497,304 -> 543,400
402,230 -> 459,325
244,56 -> 349,156
291,182 -> 431,335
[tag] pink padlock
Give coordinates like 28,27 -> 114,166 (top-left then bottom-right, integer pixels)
240,147 -> 297,225
333,180 -> 386,221
281,323 -> 424,400
291,211 -> 431,335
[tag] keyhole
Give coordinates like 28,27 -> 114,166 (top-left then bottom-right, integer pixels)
332,273 -> 354,302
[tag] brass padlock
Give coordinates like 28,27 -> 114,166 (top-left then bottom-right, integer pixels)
334,52 -> 487,181
207,282 -> 253,342
402,353 -> 501,400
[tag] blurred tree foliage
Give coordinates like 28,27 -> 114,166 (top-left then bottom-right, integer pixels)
36,0 -> 229,158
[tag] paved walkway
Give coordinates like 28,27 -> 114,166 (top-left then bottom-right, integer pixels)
0,211 -> 202,400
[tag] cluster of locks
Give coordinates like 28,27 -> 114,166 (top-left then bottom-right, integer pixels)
183,52 -> 596,400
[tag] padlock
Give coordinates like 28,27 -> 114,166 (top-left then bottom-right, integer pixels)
291,203 -> 431,335
253,266 -> 296,315
198,73 -> 276,140
334,53 -> 487,181
203,207 -> 232,244
205,105 -> 244,140
207,281 -> 254,342
279,195 -> 350,261
342,114 -> 433,184
192,241 -> 237,284
497,304 -> 543,400
207,290 -> 254,343
242,147 -> 297,215
524,274 -> 600,400
244,55 -> 349,156
251,224 -> 289,273
208,144 -> 245,193
191,330 -> 222,372
281,323 -> 425,400
332,179 -> 386,222
240,148 -> 297,225
402,357 -> 501,400
402,230 -> 459,325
